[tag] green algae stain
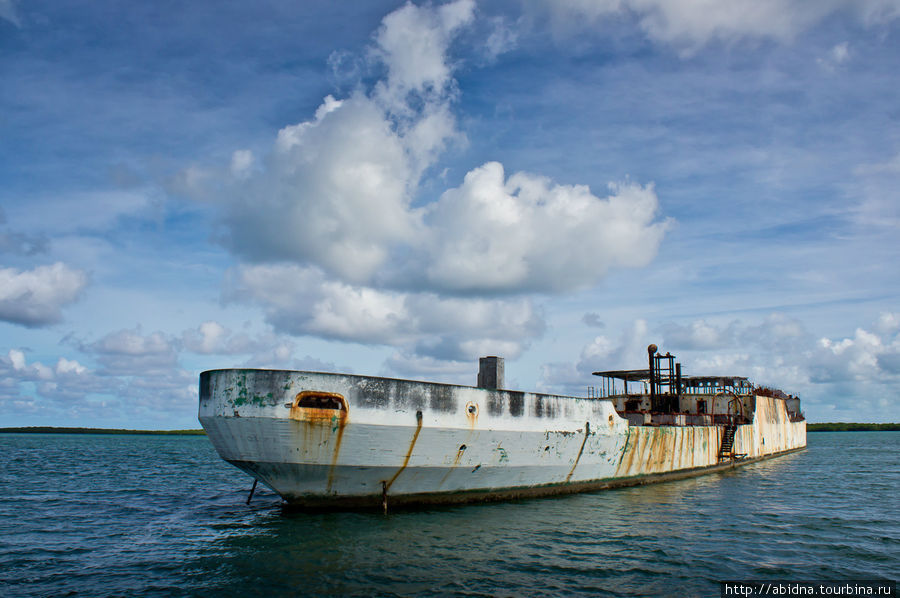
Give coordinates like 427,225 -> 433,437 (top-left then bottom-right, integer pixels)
229,374 -> 278,407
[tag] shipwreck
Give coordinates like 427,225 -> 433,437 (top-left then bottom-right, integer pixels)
198,345 -> 806,509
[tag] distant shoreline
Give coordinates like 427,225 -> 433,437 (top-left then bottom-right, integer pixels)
2,423 -> 897,434
0,427 -> 206,435
806,423 -> 898,431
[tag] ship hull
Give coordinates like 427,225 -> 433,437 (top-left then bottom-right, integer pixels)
199,369 -> 806,509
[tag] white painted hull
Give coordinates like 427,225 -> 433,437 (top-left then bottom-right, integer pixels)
198,369 -> 806,508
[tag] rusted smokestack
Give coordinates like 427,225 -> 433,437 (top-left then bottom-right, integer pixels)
478,356 -> 504,390
648,344 -> 657,404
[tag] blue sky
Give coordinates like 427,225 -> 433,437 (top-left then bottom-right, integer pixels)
1,0 -> 898,428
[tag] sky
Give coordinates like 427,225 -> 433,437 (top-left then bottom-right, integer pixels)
1,0 -> 899,428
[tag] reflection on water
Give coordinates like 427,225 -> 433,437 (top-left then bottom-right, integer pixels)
1,433 -> 897,597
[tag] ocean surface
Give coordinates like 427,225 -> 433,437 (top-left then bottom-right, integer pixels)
1,432 -> 896,597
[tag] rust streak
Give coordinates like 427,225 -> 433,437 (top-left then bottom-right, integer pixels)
616,426 -> 636,477
325,416 -> 347,493
437,444 -> 467,488
384,410 -> 423,492
565,422 -> 590,482
465,402 -> 478,429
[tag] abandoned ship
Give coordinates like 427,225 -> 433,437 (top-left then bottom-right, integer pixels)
198,344 -> 807,509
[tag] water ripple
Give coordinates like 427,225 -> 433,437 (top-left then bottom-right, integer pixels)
1,432 -> 898,596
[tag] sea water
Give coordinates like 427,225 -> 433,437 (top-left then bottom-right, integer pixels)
1,432 -> 896,597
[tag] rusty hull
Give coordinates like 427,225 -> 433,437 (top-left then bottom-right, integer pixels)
198,369 -> 806,509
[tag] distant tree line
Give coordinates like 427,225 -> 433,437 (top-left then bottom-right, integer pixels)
807,423 -> 899,432
0,427 -> 206,435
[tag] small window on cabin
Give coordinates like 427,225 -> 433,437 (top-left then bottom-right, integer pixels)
295,391 -> 346,411
625,399 -> 641,412
697,400 -> 707,414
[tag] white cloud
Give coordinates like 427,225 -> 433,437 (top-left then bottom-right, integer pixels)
181,321 -> 230,354
225,263 -> 545,362
812,328 -> 884,383
383,352 -> 472,384
214,2 -> 478,284
0,263 -> 88,327
430,164 -> 668,293
88,327 -> 179,376
540,319 -> 650,395
875,312 -> 900,335
662,319 -> 729,349
187,0 -> 673,370
541,313 -> 900,420
56,357 -> 87,375
180,320 -> 312,369
220,92 -> 422,282
372,0 -> 475,106
545,0 -> 900,52
210,0 -> 668,298
1,348 -> 108,407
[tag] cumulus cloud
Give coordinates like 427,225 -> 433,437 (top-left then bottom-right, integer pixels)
371,0 -> 475,106
216,1 -> 476,284
812,328 -> 885,383
0,263 -> 88,327
180,321 -> 313,369
662,319 -> 731,350
0,348 -> 111,407
221,92 -> 423,282
540,319 -> 650,395
88,327 -> 179,376
211,0 -> 667,297
544,0 -> 900,52
424,164 -> 668,293
2,319 -> 318,424
196,0 -> 671,370
73,328 -> 198,420
225,263 -> 545,362
383,352 -> 473,384
541,312 -> 900,420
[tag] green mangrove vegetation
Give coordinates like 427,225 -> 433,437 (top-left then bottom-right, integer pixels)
0,427 -> 206,435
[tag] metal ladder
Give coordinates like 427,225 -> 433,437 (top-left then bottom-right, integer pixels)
718,423 -> 737,461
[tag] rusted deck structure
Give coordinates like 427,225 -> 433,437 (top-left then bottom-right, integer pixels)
198,346 -> 806,509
